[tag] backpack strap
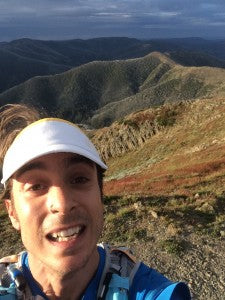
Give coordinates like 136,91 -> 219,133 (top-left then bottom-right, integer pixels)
0,254 -> 24,299
0,256 -> 20,265
0,253 -> 41,300
97,244 -> 140,300
1,246 -> 140,300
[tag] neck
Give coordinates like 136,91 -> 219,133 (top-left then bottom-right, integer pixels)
27,249 -> 100,300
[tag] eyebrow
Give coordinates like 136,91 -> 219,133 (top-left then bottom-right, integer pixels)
14,161 -> 46,179
14,154 -> 95,179
63,155 -> 95,169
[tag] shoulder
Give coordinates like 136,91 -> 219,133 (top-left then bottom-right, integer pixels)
0,255 -> 20,265
129,262 -> 191,300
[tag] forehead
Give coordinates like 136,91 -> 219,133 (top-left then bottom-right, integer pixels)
13,152 -> 95,179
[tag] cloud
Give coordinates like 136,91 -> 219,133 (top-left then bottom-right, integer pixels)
0,0 -> 224,40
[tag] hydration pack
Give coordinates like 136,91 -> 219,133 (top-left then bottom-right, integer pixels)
97,244 -> 140,299
0,244 -> 140,300
0,253 -> 27,299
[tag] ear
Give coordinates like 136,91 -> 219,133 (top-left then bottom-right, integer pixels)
4,199 -> 20,231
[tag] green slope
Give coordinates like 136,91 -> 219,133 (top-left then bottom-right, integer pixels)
0,37 -> 225,93
0,52 -> 225,127
0,53 -> 164,121
91,62 -> 225,127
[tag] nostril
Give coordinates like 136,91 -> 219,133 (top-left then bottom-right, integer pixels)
49,203 -> 59,213
47,190 -> 76,214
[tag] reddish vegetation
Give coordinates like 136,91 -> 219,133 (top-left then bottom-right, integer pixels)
104,144 -> 225,197
98,98 -> 225,197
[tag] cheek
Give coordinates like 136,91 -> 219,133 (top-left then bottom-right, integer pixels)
14,197 -> 42,227
20,202 -> 32,216
86,190 -> 103,219
14,197 -> 32,218
11,186 -> 31,218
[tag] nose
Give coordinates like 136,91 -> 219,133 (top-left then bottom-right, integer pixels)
47,185 -> 76,214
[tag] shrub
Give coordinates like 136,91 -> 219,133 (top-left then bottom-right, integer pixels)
160,238 -> 185,256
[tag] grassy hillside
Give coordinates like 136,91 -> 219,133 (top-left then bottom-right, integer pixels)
1,52 -> 225,127
0,53 -> 169,121
0,37 -> 225,93
97,97 -> 225,199
91,96 -> 225,253
90,62 -> 225,127
0,53 -> 162,121
0,37 -> 144,93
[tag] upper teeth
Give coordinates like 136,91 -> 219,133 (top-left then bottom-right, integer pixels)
51,226 -> 81,238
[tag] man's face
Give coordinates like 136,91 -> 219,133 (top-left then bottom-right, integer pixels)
6,152 -> 104,275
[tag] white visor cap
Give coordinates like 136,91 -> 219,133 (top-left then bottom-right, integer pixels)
1,118 -> 107,184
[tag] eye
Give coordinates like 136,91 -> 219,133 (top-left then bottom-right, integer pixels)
28,183 -> 46,192
70,176 -> 90,185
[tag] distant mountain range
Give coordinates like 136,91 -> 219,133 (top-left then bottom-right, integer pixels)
0,37 -> 225,94
0,37 -> 225,128
0,47 -> 225,127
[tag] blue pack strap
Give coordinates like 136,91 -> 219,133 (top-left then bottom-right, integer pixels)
97,244 -> 140,299
105,274 -> 129,300
108,274 -> 129,290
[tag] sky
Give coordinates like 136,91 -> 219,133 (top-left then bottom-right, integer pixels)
0,0 -> 224,42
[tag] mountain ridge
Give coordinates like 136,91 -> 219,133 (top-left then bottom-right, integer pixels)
0,37 -> 225,93
0,51 -> 224,127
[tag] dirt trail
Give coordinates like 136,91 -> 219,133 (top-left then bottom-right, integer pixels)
132,227 -> 225,299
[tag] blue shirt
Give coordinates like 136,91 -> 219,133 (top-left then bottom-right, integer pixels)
21,247 -> 191,299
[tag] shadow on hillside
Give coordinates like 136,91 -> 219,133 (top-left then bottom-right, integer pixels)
103,193 -> 225,236
103,194 -> 188,207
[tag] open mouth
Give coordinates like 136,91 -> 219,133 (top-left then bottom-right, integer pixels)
47,226 -> 85,242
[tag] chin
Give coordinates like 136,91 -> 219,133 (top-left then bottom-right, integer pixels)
48,253 -> 91,276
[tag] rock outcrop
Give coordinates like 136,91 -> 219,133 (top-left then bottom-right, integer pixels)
91,102 -> 185,160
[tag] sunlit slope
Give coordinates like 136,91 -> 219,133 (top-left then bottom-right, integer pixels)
0,37 -> 146,93
91,61 -> 225,127
0,52 -> 164,121
1,36 -> 225,94
91,98 -> 225,197
0,52 -> 225,127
